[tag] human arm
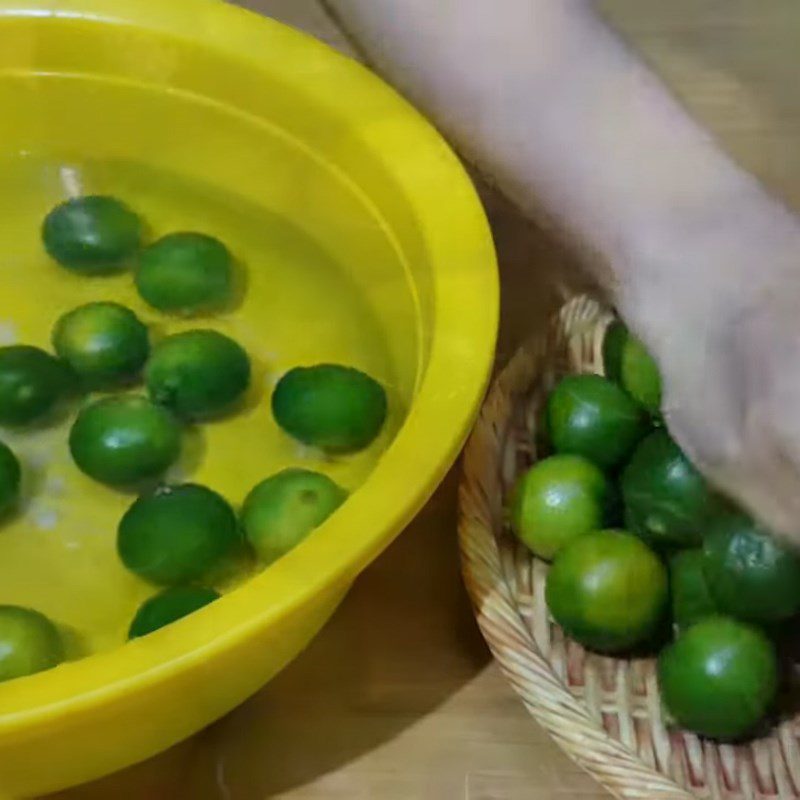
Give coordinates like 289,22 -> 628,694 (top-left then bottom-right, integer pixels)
328,0 -> 800,540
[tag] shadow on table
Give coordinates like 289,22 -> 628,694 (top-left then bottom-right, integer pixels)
182,468 -> 489,799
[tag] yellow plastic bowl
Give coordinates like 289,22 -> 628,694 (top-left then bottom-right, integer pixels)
0,0 -> 497,795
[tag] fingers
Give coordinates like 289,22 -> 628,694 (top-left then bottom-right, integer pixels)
704,415 -> 800,545
663,323 -> 800,547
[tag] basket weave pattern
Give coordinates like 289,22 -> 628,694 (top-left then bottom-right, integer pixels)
458,296 -> 800,800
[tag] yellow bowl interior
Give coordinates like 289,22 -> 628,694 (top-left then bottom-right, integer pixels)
0,85 -> 416,656
0,1 -> 497,795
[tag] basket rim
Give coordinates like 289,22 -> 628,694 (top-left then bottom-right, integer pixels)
457,296 -> 695,800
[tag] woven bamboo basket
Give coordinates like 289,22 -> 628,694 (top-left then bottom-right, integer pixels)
458,294 -> 800,800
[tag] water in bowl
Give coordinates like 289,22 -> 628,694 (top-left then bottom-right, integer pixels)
0,154 -> 408,656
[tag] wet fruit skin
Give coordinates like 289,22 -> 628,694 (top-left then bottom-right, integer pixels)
510,454 -> 614,560
52,301 -> 149,388
42,195 -> 142,274
0,605 -> 65,682
241,469 -> 348,564
272,364 -> 387,454
145,329 -> 250,421
545,529 -> 668,653
703,512 -> 800,623
136,232 -> 233,314
621,429 -> 723,549
658,616 -> 778,739
0,440 -> 21,519
69,395 -> 182,486
118,483 -> 240,585
545,374 -> 649,470
669,549 -> 718,635
128,586 -> 220,639
602,320 -> 662,414
0,345 -> 74,426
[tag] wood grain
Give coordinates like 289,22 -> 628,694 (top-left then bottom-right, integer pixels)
48,1 -> 800,797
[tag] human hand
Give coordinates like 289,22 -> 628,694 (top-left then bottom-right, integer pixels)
330,0 -> 800,543
619,191 -> 800,543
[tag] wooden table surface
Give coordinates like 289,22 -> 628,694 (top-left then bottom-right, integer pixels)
50,2 -> 800,798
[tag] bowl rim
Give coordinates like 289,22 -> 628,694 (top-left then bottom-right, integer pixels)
0,0 -> 499,727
